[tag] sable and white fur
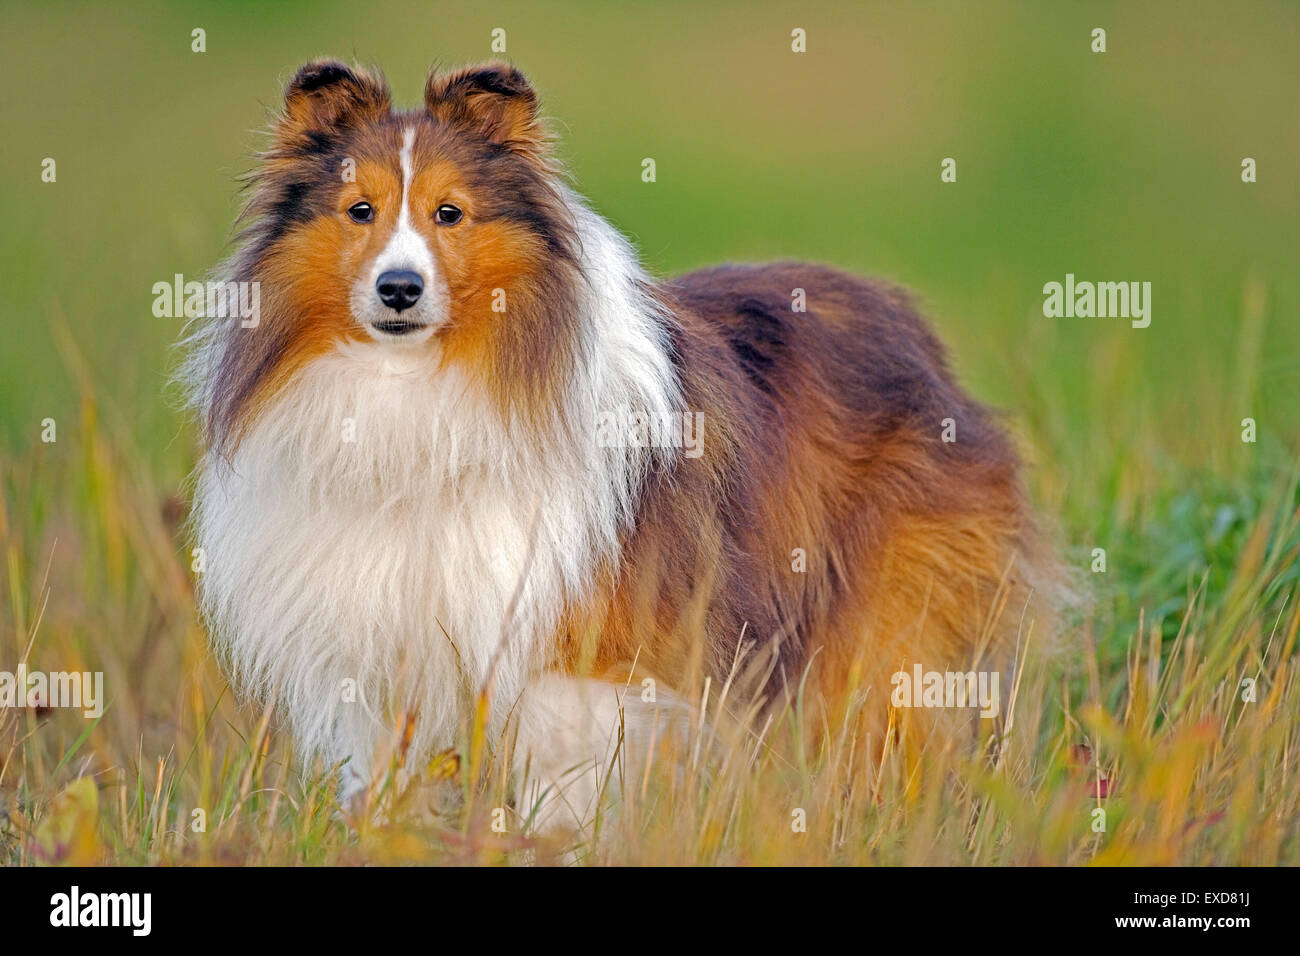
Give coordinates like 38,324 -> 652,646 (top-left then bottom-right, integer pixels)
188,201 -> 681,825
182,59 -> 1059,834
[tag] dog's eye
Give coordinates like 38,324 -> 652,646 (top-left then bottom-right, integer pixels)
347,202 -> 374,224
434,204 -> 463,226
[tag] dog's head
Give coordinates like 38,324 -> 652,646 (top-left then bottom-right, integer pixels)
261,58 -> 577,343
205,60 -> 583,451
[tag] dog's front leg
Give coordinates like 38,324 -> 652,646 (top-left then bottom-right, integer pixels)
326,710 -> 377,814
510,673 -> 691,839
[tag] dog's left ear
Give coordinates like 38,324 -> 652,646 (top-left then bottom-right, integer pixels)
281,59 -> 391,136
425,62 -> 543,154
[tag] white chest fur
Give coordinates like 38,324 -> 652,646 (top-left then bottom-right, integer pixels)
195,346 -> 604,766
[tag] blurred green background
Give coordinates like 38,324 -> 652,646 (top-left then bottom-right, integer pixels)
1,0 -> 1297,531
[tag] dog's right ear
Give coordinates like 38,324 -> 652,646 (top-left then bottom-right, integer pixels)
424,62 -> 544,155
277,59 -> 390,143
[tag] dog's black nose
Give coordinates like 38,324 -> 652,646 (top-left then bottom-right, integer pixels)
376,270 -> 423,312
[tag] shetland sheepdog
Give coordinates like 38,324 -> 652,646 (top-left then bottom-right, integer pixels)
182,59 -> 1059,832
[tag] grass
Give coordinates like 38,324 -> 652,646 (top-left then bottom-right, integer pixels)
2,393 -> 1298,864
1,0 -> 1298,865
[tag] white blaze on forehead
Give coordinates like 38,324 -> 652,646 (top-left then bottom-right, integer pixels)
399,124 -> 416,183
373,126 -> 434,277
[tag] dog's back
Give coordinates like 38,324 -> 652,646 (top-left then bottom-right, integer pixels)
575,262 -> 1056,736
